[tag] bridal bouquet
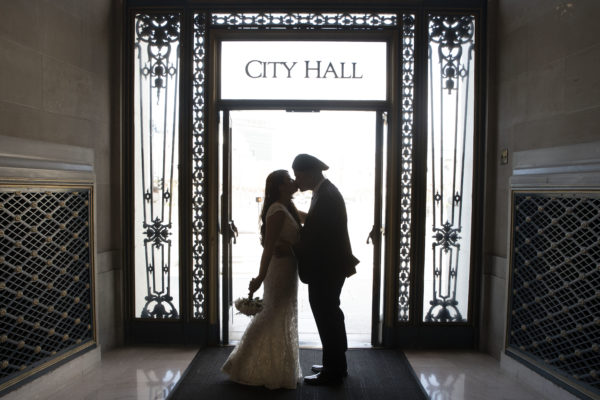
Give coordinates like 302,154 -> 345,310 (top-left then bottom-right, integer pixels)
234,296 -> 264,316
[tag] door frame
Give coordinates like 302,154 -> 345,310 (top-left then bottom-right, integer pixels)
217,107 -> 389,346
123,5 -> 486,349
207,28 -> 399,348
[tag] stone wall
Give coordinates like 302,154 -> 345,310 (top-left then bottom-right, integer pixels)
482,0 -> 600,360
0,0 -> 122,377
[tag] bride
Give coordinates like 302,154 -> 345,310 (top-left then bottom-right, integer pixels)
221,169 -> 304,389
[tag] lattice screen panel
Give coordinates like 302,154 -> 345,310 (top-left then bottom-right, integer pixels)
508,191 -> 600,399
0,187 -> 95,392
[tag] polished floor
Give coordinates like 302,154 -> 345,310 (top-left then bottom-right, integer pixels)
11,346 -> 551,400
405,351 -> 551,400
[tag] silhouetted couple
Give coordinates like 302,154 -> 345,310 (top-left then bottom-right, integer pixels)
222,154 -> 359,389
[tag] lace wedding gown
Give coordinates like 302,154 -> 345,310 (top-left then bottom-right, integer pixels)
221,202 -> 302,389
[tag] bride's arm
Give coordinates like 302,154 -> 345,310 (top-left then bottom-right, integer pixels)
249,210 -> 285,295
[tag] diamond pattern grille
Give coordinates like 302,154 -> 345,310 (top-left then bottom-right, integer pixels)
0,188 -> 94,386
508,192 -> 600,396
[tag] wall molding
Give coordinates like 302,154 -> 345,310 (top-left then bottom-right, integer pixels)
0,136 -> 94,183
511,141 -> 600,189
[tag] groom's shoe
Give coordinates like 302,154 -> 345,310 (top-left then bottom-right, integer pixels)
304,372 -> 343,386
311,365 -> 348,377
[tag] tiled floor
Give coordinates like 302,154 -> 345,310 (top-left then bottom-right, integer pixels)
12,346 -> 553,400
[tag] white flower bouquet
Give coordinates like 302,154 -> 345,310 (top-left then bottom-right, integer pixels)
234,296 -> 264,316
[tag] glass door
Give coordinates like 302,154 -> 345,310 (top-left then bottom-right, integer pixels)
219,109 -> 386,347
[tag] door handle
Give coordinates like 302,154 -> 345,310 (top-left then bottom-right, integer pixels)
366,225 -> 377,244
229,220 -> 239,244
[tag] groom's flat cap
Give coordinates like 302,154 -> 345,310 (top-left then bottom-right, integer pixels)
292,154 -> 329,171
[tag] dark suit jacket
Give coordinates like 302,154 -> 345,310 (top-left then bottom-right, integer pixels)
294,180 -> 359,284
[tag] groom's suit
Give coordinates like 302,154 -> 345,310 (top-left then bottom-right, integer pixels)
294,179 -> 359,377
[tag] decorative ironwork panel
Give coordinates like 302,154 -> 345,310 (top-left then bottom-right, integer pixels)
397,14 -> 415,322
423,15 -> 475,323
211,12 -> 397,29
508,192 -> 600,399
192,13 -> 207,319
0,188 -> 94,391
134,13 -> 181,318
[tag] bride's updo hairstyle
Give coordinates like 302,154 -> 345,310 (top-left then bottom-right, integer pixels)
259,169 -> 301,246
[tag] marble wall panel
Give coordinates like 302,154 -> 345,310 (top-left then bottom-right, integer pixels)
0,0 -> 42,50
496,26 -> 528,82
562,107 -> 600,144
0,38 -> 43,108
491,173 -> 510,256
95,182 -> 117,252
565,44 -> 600,112
563,1 -> 600,54
40,112 -> 95,149
96,267 -> 123,351
525,8 -> 568,70
42,57 -> 95,120
81,0 -> 113,80
513,115 -> 567,151
496,74 -> 529,131
92,122 -> 111,186
497,0 -> 548,35
481,273 -> 507,359
40,0 -> 83,68
524,59 -> 565,123
0,102 -> 42,140
48,0 -> 84,19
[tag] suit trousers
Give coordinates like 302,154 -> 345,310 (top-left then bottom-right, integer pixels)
308,276 -> 348,377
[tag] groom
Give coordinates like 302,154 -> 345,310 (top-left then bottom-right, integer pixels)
291,154 -> 359,386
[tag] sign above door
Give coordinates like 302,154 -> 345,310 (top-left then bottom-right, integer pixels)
220,41 -> 387,101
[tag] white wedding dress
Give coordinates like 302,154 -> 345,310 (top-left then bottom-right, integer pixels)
221,202 -> 302,389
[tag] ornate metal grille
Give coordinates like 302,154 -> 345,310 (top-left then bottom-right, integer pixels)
398,14 -> 415,322
0,188 -> 94,389
134,13 -> 181,318
423,15 -> 475,323
211,12 -> 397,29
508,191 -> 600,398
192,13 -> 207,319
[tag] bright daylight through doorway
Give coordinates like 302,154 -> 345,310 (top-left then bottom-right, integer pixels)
227,110 -> 376,347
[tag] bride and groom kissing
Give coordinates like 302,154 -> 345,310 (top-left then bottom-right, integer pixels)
222,153 -> 360,389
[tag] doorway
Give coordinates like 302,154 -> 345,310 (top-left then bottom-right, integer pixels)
220,109 -> 386,347
125,8 -> 483,349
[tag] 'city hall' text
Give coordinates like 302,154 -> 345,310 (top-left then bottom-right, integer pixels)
245,60 -> 364,79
